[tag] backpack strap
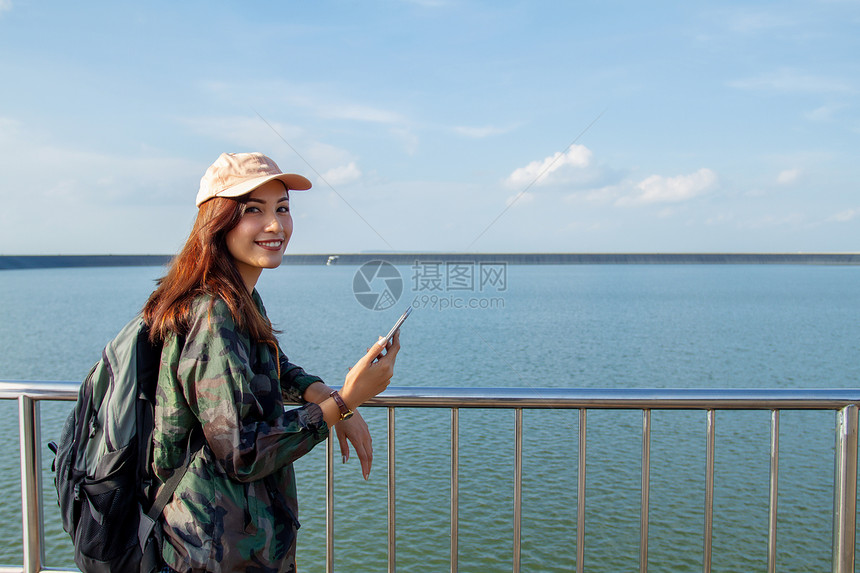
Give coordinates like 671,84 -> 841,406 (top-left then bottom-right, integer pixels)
151,426 -> 204,522
137,426 -> 205,553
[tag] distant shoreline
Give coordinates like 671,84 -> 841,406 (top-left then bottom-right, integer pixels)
2,253 -> 860,270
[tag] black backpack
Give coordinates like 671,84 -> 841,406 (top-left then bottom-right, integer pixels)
49,316 -> 199,573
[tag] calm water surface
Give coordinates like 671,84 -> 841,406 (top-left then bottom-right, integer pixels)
0,264 -> 858,572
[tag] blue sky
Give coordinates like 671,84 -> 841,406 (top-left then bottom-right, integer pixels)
0,0 -> 857,254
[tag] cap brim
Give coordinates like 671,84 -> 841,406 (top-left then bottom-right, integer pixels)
196,173 -> 312,207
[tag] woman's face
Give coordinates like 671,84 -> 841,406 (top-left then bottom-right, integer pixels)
226,180 -> 293,291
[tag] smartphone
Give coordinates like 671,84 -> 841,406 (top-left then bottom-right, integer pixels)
380,307 -> 412,346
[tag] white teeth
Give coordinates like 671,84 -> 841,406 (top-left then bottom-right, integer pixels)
258,241 -> 282,248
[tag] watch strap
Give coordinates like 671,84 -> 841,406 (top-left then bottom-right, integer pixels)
330,390 -> 354,420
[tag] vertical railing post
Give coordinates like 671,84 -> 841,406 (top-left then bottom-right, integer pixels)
767,410 -> 780,573
451,408 -> 459,573
18,395 -> 43,573
513,408 -> 523,573
326,433 -> 334,573
703,409 -> 715,573
832,404 -> 858,573
640,409 -> 651,573
576,409 -> 586,573
388,407 -> 396,573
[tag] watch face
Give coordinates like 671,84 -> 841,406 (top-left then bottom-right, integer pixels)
342,410 -> 354,420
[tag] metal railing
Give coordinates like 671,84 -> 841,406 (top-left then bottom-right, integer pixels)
0,381 -> 858,573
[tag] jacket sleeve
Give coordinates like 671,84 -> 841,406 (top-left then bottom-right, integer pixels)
178,299 -> 329,482
279,350 -> 323,404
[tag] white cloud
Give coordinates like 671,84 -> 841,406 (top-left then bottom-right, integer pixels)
0,116 -> 21,132
302,141 -> 360,175
776,168 -> 801,185
45,149 -> 198,204
178,115 -> 305,150
0,117 -> 203,253
727,10 -> 796,33
198,81 -> 417,167
805,104 -> 845,122
828,209 -> 858,223
0,0 -> 11,14
454,124 -> 516,138
729,68 -> 854,94
505,144 -> 593,188
303,99 -> 404,124
616,168 -> 718,206
319,162 -> 362,187
202,79 -> 407,126
739,213 -> 806,230
180,117 -> 362,186
389,127 -> 420,155
0,120 -> 200,206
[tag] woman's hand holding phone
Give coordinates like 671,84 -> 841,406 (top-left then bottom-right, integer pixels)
341,329 -> 400,411
331,330 -> 402,480
320,309 -> 410,478
341,307 -> 410,409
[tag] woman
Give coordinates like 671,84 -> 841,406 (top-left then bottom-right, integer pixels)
142,152 -> 400,573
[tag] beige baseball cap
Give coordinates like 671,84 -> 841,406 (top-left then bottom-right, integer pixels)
196,152 -> 312,207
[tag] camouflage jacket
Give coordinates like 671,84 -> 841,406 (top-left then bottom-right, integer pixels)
152,291 -> 329,573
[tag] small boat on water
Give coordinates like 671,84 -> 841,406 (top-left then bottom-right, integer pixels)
326,255 -> 339,265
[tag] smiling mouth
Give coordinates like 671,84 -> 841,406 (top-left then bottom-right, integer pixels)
256,240 -> 284,250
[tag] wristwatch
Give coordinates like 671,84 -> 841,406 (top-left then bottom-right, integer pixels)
330,390 -> 354,421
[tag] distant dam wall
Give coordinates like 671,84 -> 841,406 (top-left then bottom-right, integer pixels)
0,255 -> 174,270
2,253 -> 859,270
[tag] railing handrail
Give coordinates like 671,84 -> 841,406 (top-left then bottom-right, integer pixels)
1,380 -> 858,573
3,379 -> 860,409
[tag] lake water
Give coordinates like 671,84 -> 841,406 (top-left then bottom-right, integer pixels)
0,263 -> 858,571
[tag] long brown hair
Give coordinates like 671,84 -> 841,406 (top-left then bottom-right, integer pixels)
143,196 -> 276,344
